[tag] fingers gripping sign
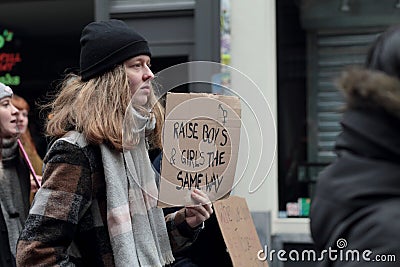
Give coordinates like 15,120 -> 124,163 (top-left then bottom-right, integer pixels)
185,189 -> 214,228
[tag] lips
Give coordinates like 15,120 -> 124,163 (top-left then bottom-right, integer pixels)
141,84 -> 150,89
140,85 -> 151,94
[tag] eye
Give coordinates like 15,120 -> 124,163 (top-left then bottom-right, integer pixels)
130,63 -> 141,68
126,61 -> 140,68
0,100 -> 10,106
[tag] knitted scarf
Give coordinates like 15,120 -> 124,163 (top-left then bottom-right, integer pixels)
63,107 -> 173,266
0,138 -> 29,256
99,138 -> 174,267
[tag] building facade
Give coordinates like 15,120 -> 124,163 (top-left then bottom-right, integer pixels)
2,0 -> 400,266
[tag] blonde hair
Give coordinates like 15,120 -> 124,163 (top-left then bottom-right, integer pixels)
45,64 -> 164,151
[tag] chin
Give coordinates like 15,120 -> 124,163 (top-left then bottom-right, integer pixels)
133,97 -> 149,106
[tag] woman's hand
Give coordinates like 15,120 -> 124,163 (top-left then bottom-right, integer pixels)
184,189 -> 213,228
30,174 -> 42,192
30,174 -> 42,203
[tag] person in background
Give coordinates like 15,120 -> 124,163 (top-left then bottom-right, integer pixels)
310,24 -> 400,266
0,82 -> 20,267
0,89 -> 31,261
12,95 -> 43,176
16,19 -> 213,267
11,95 -> 43,202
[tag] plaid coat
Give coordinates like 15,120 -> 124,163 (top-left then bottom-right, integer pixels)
16,139 -> 199,267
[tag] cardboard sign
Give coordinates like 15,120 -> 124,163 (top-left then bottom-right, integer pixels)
214,196 -> 269,267
158,92 -> 241,207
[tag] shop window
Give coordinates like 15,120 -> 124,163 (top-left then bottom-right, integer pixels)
276,0 -> 391,218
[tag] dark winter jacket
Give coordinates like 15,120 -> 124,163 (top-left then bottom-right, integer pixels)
0,162 -> 16,267
0,205 -> 16,267
310,68 -> 400,267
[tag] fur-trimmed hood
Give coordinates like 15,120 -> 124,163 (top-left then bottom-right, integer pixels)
338,67 -> 400,119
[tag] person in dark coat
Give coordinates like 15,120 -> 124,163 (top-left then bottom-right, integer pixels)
0,82 -> 20,267
310,25 -> 400,267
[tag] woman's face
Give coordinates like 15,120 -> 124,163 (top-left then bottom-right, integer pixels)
0,96 -> 19,138
16,108 -> 28,134
124,55 -> 154,106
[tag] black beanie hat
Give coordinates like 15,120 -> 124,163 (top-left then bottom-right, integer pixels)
80,19 -> 151,81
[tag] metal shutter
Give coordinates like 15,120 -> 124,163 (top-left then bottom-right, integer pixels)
307,28 -> 384,163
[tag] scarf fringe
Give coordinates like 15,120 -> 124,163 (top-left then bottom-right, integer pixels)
161,252 -> 175,266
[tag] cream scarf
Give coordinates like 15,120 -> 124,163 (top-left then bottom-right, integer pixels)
63,107 -> 173,266
100,108 -> 174,267
99,136 -> 174,266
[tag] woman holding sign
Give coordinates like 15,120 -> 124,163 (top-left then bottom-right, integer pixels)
16,20 -> 213,267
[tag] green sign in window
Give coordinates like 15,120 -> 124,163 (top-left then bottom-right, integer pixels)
0,29 -> 21,86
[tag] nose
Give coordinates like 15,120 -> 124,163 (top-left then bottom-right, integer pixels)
143,65 -> 154,81
17,111 -> 24,122
11,104 -> 18,115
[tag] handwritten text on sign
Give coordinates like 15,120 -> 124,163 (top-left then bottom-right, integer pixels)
158,93 -> 241,207
214,196 -> 269,267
